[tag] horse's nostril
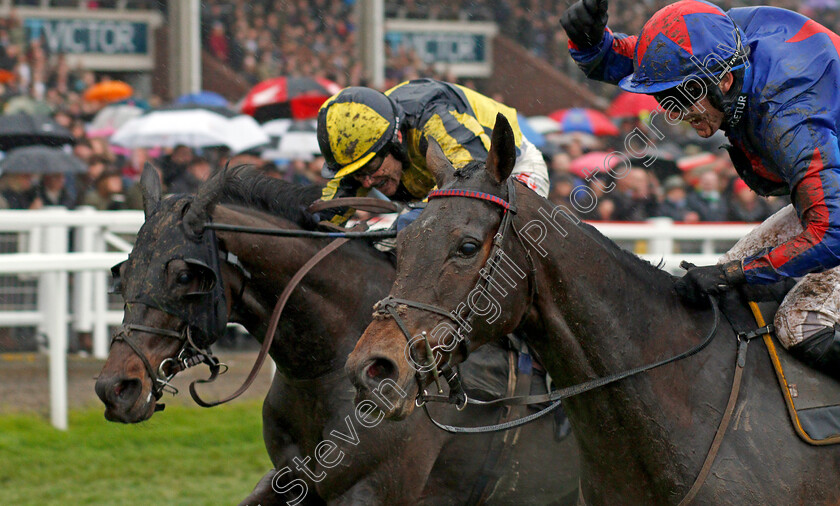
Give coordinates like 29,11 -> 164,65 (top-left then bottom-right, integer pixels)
365,357 -> 396,382
115,378 -> 142,402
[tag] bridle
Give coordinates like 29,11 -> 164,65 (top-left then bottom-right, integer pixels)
110,322 -> 226,411
110,244 -> 250,412
110,196 -> 391,412
368,175 -> 749,504
373,178 -> 538,409
372,177 -> 724,437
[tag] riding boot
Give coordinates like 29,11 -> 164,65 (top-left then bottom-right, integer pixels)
789,324 -> 840,381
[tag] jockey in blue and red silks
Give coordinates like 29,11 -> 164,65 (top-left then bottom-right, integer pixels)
561,0 -> 840,379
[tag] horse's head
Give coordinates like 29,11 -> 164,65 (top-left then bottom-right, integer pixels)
346,114 -> 536,419
96,163 -> 230,422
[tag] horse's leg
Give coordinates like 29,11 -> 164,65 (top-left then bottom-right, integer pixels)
323,420 -> 448,506
239,468 -> 324,506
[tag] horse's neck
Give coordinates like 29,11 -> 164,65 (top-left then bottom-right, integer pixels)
516,193 -> 727,499
215,206 -> 394,380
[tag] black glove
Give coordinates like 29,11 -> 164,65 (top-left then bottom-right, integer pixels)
298,205 -> 323,230
560,0 -> 609,50
675,260 -> 746,305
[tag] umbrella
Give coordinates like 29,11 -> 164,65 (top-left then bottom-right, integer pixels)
516,114 -> 545,149
0,146 -> 85,174
241,77 -> 341,122
569,151 -> 623,178
260,119 -> 320,160
89,104 -> 144,132
4,96 -> 52,116
153,103 -> 237,117
606,92 -> 661,118
176,91 -> 229,108
526,116 -> 563,135
0,69 -> 15,84
83,81 -> 134,103
0,114 -> 74,150
111,109 -> 269,153
548,108 -> 619,136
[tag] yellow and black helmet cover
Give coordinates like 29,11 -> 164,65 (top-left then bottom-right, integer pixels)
317,87 -> 402,178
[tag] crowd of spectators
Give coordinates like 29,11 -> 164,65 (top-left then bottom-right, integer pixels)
0,1 -> 824,224
544,132 -> 788,224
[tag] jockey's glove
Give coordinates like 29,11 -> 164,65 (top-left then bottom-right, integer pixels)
675,260 -> 746,305
560,0 -> 609,50
298,206 -> 323,230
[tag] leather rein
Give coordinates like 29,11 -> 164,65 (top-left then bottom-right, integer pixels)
372,178 -> 754,503
372,179 -> 724,428
114,197 -> 394,410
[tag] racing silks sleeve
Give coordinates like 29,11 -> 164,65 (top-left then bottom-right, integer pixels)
741,111 -> 840,283
320,176 -> 370,225
568,28 -> 637,85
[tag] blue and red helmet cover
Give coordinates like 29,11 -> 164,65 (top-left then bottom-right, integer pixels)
620,0 -> 746,93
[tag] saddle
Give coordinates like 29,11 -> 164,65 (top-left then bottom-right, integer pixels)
721,284 -> 840,445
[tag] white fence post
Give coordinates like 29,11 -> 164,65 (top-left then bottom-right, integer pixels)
73,207 -> 96,340
44,218 -> 69,430
92,226 -> 110,359
34,224 -> 47,347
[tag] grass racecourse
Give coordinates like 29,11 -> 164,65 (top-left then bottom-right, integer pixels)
0,400 -> 270,505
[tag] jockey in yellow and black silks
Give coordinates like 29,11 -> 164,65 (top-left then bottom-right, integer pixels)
316,78 -> 550,226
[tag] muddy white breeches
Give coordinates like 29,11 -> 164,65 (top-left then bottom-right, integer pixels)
511,138 -> 550,198
720,204 -> 840,348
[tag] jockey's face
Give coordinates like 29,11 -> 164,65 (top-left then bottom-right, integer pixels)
353,153 -> 403,196
683,95 -> 725,138
681,72 -> 734,138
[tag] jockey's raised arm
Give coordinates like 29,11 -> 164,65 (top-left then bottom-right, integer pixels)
561,0 -> 840,379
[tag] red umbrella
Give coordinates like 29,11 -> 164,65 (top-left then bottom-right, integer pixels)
241,77 -> 341,122
547,108 -> 618,136
569,151 -> 623,178
606,92 -> 661,118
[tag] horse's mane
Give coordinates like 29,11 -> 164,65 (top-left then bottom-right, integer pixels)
576,220 -> 675,282
220,165 -> 323,226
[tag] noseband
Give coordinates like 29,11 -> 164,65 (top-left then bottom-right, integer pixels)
373,178 -> 537,408
110,322 -> 226,411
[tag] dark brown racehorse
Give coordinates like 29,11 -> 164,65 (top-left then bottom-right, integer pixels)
347,116 -> 840,505
95,166 -> 579,505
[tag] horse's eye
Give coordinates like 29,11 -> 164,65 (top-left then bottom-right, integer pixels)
458,241 -> 479,257
177,271 -> 194,285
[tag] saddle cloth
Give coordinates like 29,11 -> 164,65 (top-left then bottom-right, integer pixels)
730,287 -> 840,445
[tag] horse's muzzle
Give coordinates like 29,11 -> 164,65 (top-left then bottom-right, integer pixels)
95,374 -> 150,423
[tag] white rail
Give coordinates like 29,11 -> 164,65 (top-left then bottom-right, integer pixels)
0,209 -> 758,429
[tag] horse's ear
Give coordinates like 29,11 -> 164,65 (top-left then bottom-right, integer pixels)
140,162 -> 162,220
486,113 -> 516,184
183,168 -> 226,237
426,136 -> 454,187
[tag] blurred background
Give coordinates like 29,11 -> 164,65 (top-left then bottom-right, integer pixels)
0,1 -> 819,503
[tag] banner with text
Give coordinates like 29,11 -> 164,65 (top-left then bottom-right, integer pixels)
384,20 -> 497,77
20,9 -> 161,71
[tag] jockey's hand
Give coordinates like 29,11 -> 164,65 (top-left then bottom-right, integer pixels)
298,206 -> 323,230
561,0 -> 609,49
675,260 -> 746,304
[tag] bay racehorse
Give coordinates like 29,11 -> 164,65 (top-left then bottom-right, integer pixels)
95,165 -> 579,505
346,115 -> 840,504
